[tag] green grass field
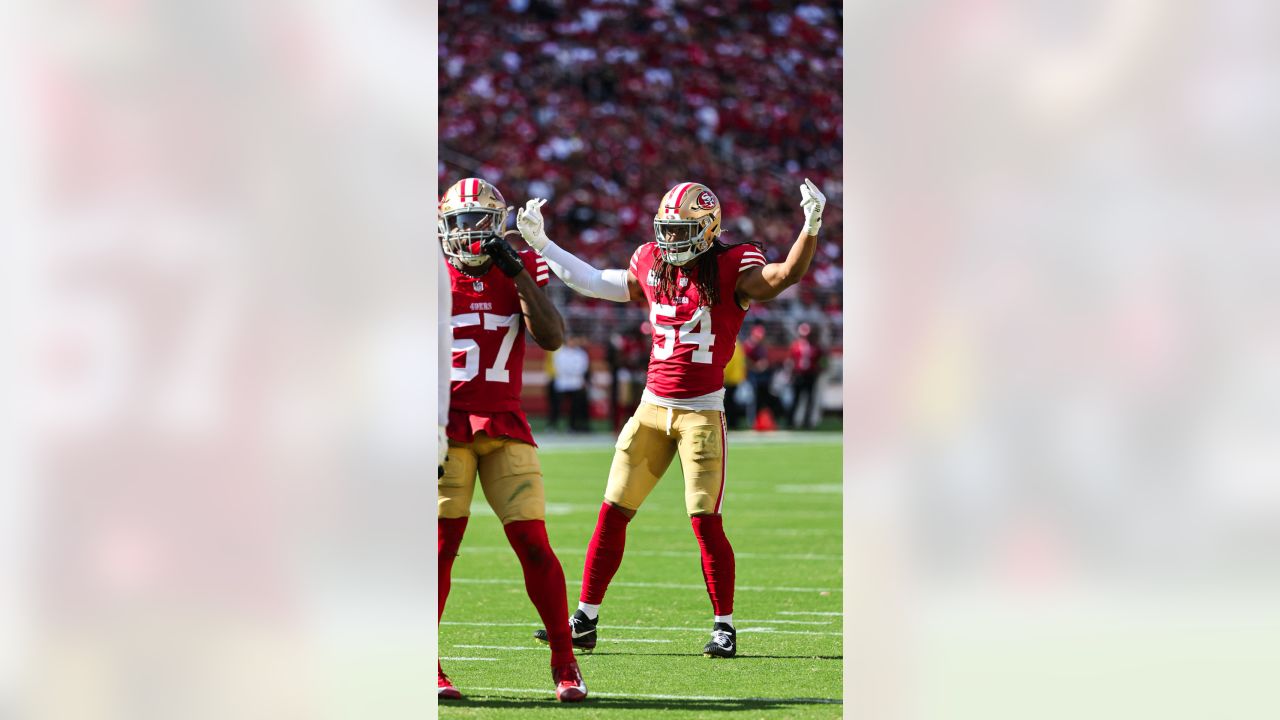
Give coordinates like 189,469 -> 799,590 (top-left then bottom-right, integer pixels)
439,438 -> 843,718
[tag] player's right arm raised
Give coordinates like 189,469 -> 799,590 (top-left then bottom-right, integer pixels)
517,198 -> 641,303
735,178 -> 826,303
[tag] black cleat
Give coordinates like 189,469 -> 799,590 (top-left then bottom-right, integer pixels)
533,609 -> 597,652
703,622 -> 737,658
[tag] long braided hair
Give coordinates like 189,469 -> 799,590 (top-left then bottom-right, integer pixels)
652,240 -> 765,307
652,243 -> 721,307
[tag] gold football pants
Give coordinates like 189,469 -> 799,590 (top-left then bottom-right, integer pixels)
438,432 -> 545,523
605,401 -> 727,515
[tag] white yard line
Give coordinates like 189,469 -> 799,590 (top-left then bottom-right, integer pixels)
473,505 -> 843,518
440,656 -> 498,661
444,623 -> 591,628
452,639 -> 673,648
450,645 -> 549,652
450,577 -> 841,594
536,431 -> 842,451
736,619 -> 835,625
463,686 -> 843,704
778,611 -> 844,616
738,627 -> 843,636
457,546 -> 840,562
441,621 -> 842,637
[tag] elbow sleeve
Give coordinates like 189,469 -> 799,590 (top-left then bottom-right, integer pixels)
541,241 -> 631,302
593,269 -> 633,302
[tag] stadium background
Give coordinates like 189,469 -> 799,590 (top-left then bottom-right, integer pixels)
8,0 -> 1280,718
439,0 -> 844,428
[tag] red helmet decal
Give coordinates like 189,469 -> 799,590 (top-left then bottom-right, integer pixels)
696,190 -> 717,209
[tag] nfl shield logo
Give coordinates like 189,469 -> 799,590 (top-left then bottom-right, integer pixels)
473,281 -> 485,292
647,270 -> 658,286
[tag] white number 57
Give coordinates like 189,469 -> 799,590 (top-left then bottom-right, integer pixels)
451,312 -> 520,382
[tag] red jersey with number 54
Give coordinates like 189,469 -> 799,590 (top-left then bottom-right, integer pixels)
629,242 -> 767,399
448,249 -> 549,414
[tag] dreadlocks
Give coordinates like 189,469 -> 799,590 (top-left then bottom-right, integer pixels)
652,240 -> 766,307
652,243 -> 722,307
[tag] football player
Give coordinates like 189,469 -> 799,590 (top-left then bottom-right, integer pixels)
439,229 -> 452,479
436,178 -> 587,702
519,179 -> 826,658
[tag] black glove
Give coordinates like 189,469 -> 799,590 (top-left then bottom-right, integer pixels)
481,235 -> 524,278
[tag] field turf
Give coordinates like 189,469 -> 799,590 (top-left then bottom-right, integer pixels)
438,437 -> 843,718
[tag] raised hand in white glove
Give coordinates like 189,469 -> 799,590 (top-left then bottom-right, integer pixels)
516,198 -> 551,253
800,178 -> 826,235
438,425 -> 448,478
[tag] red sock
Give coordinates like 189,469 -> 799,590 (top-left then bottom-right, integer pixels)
581,502 -> 631,605
504,520 -> 575,667
438,517 -> 468,623
691,513 -> 735,616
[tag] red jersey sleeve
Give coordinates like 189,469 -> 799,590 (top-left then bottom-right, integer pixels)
520,249 -> 550,287
628,244 -> 647,278
733,244 -> 767,276
629,242 -> 659,290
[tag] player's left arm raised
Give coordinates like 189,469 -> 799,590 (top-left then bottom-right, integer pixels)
482,234 -> 565,350
735,178 -> 825,303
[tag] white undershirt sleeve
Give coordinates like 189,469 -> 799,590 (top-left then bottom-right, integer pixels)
539,239 -> 632,303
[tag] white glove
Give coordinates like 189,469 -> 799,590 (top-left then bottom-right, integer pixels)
437,425 -> 448,477
516,198 -> 551,253
800,178 -> 826,235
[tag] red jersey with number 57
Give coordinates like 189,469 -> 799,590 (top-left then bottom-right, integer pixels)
629,241 -> 767,399
448,249 -> 549,417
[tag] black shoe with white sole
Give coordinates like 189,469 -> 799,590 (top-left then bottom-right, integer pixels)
533,609 -> 597,652
703,622 -> 736,658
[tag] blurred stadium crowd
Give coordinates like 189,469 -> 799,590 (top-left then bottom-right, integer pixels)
438,0 -> 844,348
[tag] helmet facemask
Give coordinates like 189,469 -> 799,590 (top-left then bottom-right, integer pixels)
439,207 -> 505,267
654,217 -> 714,267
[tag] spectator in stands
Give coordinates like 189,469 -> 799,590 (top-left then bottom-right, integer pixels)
553,336 -> 592,433
723,339 -> 748,430
742,321 -> 783,426
544,347 -> 560,431
607,328 -> 646,432
606,333 -> 624,432
786,322 -> 823,429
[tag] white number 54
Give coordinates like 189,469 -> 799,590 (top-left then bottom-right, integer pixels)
650,304 -> 714,364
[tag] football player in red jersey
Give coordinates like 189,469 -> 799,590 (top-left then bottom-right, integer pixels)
436,178 -> 587,702
519,179 -> 827,658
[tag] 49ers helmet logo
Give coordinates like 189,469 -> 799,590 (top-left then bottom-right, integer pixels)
694,190 -> 717,209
